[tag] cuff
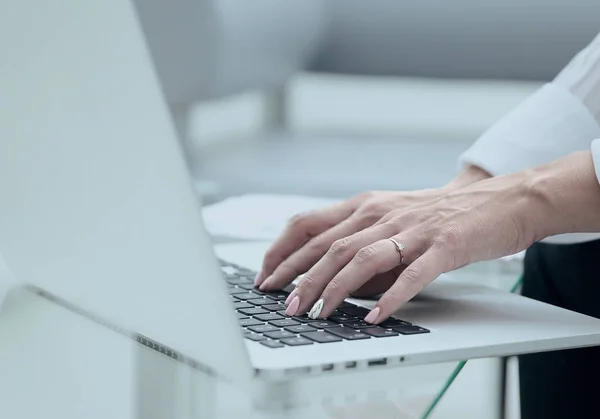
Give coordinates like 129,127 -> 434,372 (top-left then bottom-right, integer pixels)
458,83 -> 600,176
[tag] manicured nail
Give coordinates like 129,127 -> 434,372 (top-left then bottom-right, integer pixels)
254,271 -> 264,286
285,296 -> 300,316
258,275 -> 272,291
364,307 -> 380,324
308,299 -> 324,319
285,289 -> 297,305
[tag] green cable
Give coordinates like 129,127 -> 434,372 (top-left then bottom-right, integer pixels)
421,360 -> 468,419
420,274 -> 524,419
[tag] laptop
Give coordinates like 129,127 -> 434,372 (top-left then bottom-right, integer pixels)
2,0 -> 600,391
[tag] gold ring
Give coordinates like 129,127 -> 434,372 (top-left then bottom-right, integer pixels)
389,238 -> 405,265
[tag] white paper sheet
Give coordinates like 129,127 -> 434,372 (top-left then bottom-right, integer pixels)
202,194 -> 339,241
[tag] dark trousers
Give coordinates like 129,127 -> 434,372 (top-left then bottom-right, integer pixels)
519,240 -> 600,419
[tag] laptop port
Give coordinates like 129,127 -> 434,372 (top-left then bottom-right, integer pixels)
368,358 -> 387,367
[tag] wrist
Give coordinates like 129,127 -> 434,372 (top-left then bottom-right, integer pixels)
521,151 -> 600,240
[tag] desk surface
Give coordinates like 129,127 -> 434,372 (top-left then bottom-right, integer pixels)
0,245 -> 522,419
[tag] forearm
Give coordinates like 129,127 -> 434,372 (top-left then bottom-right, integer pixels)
524,151 -> 600,240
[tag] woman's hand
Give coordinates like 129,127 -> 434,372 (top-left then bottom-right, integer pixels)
284,151 -> 600,324
255,189 -> 441,291
256,166 -> 491,293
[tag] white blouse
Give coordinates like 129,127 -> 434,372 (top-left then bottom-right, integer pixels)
459,32 -> 600,244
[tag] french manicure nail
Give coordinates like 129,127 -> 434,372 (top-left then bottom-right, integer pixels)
285,296 -> 300,316
308,299 -> 324,319
285,289 -> 297,305
364,307 -> 380,324
254,271 -> 264,286
258,275 -> 272,290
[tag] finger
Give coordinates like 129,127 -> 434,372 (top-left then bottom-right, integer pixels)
256,199 -> 357,286
364,249 -> 446,324
259,214 -> 369,291
316,236 -> 423,318
291,223 -> 396,316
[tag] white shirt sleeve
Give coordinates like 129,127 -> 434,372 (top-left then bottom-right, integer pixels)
458,32 -> 600,244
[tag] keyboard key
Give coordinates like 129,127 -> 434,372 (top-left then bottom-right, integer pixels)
244,333 -> 266,342
239,318 -> 263,327
379,318 -> 412,328
254,313 -> 284,322
276,310 -> 292,317
264,304 -> 284,311
221,266 -> 237,276
263,291 -> 289,300
363,327 -> 399,338
227,278 -> 251,285
285,324 -> 317,333
281,337 -> 314,346
337,301 -> 354,309
260,340 -> 285,349
232,301 -> 253,310
329,314 -> 357,323
248,324 -> 280,333
270,319 -> 300,328
238,307 -> 269,316
237,313 -> 249,320
343,321 -> 371,329
339,306 -> 371,318
229,288 -> 251,295
301,331 -> 343,343
235,292 -> 264,301
249,298 -> 275,307
327,327 -> 371,340
238,283 -> 257,290
391,325 -> 430,335
306,320 -> 338,329
264,330 -> 296,340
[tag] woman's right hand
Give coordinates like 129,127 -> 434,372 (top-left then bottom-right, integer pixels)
255,165 -> 491,293
255,189 -> 442,292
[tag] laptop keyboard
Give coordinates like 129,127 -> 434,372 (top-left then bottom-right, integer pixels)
219,259 -> 429,349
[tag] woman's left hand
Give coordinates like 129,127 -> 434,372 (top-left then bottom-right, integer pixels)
284,170 -> 540,324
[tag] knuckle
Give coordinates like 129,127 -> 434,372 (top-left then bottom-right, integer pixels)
354,244 -> 379,265
299,273 -> 318,291
288,212 -> 310,229
437,226 -> 463,249
328,237 -> 353,257
356,191 -> 376,202
358,200 -> 384,219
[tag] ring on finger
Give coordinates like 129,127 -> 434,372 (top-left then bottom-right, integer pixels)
388,238 -> 405,265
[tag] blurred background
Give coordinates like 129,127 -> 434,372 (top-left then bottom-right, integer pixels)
133,0 -> 598,204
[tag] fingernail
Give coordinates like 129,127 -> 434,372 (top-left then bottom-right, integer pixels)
254,271 -> 264,286
258,275 -> 272,291
364,307 -> 380,324
285,289 -> 297,305
285,296 -> 300,316
308,299 -> 324,319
